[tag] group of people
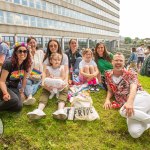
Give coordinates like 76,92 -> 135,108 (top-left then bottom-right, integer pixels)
0,37 -> 150,138
127,44 -> 150,76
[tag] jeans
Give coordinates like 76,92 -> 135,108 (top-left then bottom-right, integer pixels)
0,87 -> 22,111
120,91 -> 150,138
24,79 -> 41,97
73,57 -> 82,75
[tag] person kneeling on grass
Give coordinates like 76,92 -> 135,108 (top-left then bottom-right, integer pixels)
27,39 -> 69,120
103,52 -> 150,138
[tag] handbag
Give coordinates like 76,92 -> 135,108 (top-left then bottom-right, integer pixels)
64,106 -> 100,121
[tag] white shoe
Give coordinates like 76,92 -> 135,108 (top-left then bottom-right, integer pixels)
52,109 -> 67,120
23,97 -> 36,105
49,92 -> 55,99
27,109 -> 46,120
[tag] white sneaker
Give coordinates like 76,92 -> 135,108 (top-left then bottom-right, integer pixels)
52,109 -> 67,120
27,109 -> 46,120
23,97 -> 36,105
49,92 -> 55,99
56,92 -> 59,99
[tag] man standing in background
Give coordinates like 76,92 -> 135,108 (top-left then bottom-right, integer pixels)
136,44 -> 145,70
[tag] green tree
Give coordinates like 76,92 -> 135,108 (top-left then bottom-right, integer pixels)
124,37 -> 132,44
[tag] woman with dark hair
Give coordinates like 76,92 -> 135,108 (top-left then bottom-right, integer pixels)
27,39 -> 69,120
65,39 -> 82,83
0,43 -> 32,111
23,37 -> 45,105
94,42 -> 113,89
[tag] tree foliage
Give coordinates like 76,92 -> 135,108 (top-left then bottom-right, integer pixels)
124,37 -> 132,44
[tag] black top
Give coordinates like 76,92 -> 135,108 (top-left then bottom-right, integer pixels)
65,49 -> 82,68
1,60 -> 26,88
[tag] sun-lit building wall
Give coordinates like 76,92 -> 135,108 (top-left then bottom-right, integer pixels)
0,0 -> 120,50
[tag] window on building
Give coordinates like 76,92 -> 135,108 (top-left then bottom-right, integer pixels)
89,39 -> 97,49
14,14 -> 22,25
3,36 -> 14,48
35,0 -> 41,9
35,37 -> 43,48
64,38 -> 70,51
37,18 -> 43,28
6,12 -> 14,24
42,1 -> 46,11
22,15 -> 29,26
14,0 -> 20,4
29,1 -> 35,8
30,16 -> 36,27
21,0 -> 28,6
78,39 -> 88,49
0,11 -> 4,23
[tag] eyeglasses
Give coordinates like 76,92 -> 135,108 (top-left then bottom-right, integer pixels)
17,50 -> 29,54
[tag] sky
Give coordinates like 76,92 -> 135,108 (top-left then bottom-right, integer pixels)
119,0 -> 150,39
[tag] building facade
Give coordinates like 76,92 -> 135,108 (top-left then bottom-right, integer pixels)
0,0 -> 120,51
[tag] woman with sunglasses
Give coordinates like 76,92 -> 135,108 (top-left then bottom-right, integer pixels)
0,43 -> 32,111
27,39 -> 69,120
23,37 -> 45,105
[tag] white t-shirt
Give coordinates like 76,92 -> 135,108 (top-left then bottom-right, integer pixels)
136,47 -> 145,57
79,60 -> 97,69
43,53 -> 68,66
31,50 -> 45,73
46,65 -> 64,77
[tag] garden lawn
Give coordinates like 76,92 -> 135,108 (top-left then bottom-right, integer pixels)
0,75 -> 150,150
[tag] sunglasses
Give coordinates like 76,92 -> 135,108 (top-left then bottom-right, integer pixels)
17,50 -> 29,54
49,44 -> 58,48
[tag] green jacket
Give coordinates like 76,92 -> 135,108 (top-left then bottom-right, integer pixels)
140,54 -> 150,77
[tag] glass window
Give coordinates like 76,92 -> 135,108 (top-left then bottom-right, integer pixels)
14,14 -> 22,25
6,12 -> 14,24
35,0 -> 41,9
22,15 -> 29,26
43,19 -> 48,28
14,0 -> 20,4
42,1 -> 46,11
78,39 -> 87,49
30,16 -> 36,27
29,1 -> 35,8
0,11 -> 4,23
37,18 -> 42,28
22,0 -> 28,6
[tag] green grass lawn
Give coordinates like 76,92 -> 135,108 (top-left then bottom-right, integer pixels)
0,75 -> 150,150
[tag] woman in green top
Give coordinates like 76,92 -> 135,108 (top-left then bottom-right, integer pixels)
94,42 -> 113,90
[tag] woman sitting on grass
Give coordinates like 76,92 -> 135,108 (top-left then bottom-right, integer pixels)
27,39 -> 68,120
23,37 -> 45,105
94,42 -> 113,90
0,43 -> 32,111
79,48 -> 99,92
